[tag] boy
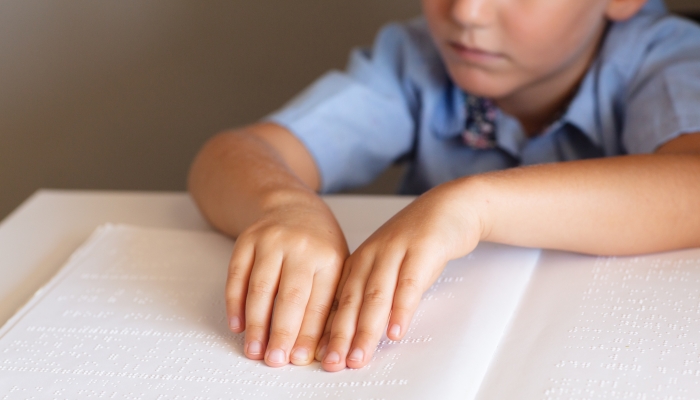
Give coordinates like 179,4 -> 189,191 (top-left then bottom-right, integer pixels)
188,0 -> 700,372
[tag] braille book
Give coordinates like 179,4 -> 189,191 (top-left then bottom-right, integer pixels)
1,225 -> 699,399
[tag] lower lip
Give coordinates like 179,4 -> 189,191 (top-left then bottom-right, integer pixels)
448,42 -> 504,64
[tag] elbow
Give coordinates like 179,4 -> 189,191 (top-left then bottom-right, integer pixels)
188,131 -> 228,204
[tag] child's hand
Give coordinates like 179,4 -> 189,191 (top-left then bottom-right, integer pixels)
226,197 -> 349,367
315,183 -> 485,371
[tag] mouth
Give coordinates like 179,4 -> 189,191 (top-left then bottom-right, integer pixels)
447,41 -> 505,63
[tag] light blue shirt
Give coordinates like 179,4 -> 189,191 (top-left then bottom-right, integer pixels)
268,0 -> 700,194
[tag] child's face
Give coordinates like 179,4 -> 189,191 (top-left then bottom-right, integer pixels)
421,0 -> 628,100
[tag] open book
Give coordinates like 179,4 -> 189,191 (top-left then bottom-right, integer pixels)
1,224 -> 700,399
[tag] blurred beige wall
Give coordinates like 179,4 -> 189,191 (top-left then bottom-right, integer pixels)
669,0 -> 700,12
0,1 -> 422,219
0,1 -> 698,220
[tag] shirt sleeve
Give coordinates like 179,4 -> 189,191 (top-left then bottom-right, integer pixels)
622,16 -> 700,154
265,23 -> 418,193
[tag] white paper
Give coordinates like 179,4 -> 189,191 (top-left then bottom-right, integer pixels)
0,225 -> 539,399
476,249 -> 700,400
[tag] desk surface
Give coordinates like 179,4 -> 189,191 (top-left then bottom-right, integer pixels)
0,190 -> 413,327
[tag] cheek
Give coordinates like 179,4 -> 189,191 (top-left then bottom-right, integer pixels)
421,0 -> 451,34
503,4 -> 603,75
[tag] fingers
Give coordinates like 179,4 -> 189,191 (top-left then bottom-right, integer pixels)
229,227 -> 436,371
386,250 -> 436,341
262,254 -> 314,366
243,247 -> 284,360
321,247 -> 436,372
321,255 -> 370,372
289,264 -> 340,365
347,249 -> 408,369
315,256 -> 354,363
225,237 -> 255,334
322,247 -> 405,371
229,234 -> 345,367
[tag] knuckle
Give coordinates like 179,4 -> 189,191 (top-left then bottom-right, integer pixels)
353,245 -> 374,261
248,280 -> 277,298
293,235 -> 313,251
391,303 -> 414,315
363,288 -> 388,305
261,224 -> 286,239
341,259 -> 354,275
277,287 -> 307,307
397,277 -> 423,293
295,333 -> 318,345
319,250 -> 344,270
338,292 -> 360,309
253,225 -> 292,245
226,287 -> 245,305
246,322 -> 267,333
354,327 -> 376,340
227,266 -> 248,283
306,301 -> 331,319
233,231 -> 252,245
270,327 -> 296,342
383,239 -> 405,255
225,289 -> 243,304
329,331 -> 351,342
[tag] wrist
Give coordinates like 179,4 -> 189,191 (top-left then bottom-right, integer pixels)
258,185 -> 325,215
439,175 -> 496,244
257,186 -> 347,252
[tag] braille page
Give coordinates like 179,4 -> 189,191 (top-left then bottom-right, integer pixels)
0,225 -> 540,399
476,248 -> 700,400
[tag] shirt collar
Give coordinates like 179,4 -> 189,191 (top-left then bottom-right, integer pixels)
431,81 -> 467,139
559,61 -> 602,148
431,49 -> 604,155
494,111 -> 526,158
643,0 -> 667,13
494,55 -> 606,158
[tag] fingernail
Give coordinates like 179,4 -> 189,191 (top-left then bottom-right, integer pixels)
348,348 -> 364,363
324,351 -> 340,364
247,341 -> 263,355
291,347 -> 308,362
268,349 -> 286,364
316,344 -> 327,360
389,324 -> 401,338
229,316 -> 242,331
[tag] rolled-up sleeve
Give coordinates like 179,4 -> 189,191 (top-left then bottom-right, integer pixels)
266,23 -> 418,193
623,18 -> 700,154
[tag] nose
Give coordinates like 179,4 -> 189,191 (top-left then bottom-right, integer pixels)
449,0 -> 494,28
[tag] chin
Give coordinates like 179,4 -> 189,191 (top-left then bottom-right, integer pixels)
446,64 -> 516,100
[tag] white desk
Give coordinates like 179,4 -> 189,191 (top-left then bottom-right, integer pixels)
0,190 -> 413,327
5,190 -> 700,398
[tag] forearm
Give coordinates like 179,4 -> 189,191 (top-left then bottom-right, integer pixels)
454,153 -> 700,255
188,125 -> 322,237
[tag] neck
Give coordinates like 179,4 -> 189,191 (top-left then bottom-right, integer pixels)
495,24 -> 607,138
